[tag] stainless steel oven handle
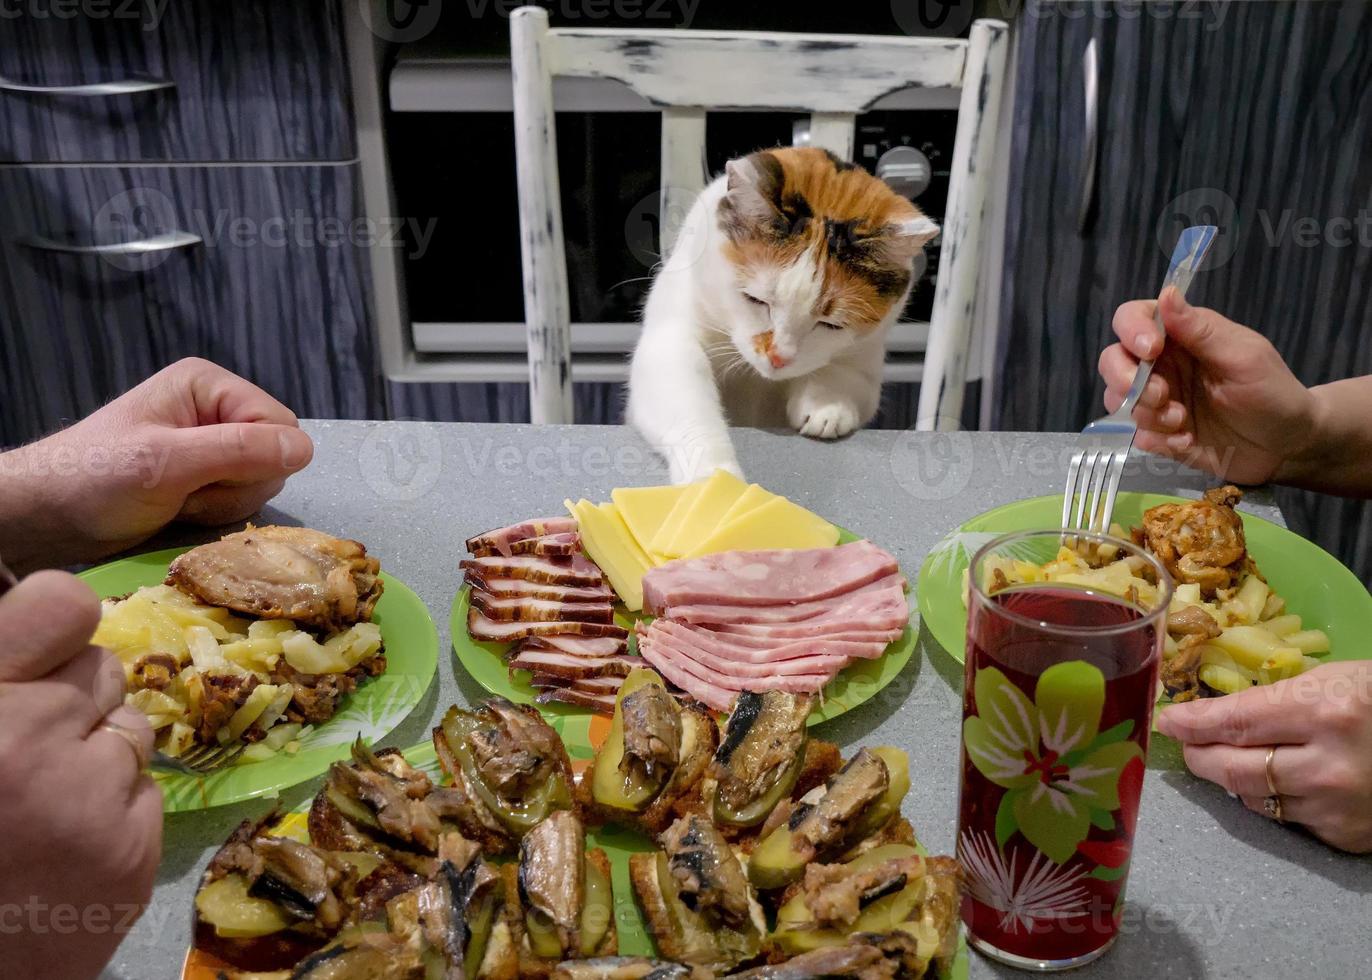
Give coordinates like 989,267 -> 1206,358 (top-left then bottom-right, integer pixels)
1077,36 -> 1099,234
0,74 -> 175,96
13,231 -> 202,255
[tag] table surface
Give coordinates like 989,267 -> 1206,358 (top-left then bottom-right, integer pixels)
104,422 -> 1371,980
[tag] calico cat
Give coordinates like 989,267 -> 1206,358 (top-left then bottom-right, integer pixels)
627,146 -> 938,484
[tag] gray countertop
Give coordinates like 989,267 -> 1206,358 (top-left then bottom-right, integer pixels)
104,422 -> 1371,980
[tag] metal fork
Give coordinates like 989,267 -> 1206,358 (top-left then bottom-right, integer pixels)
1062,225 -> 1220,535
0,550 -> 239,776
155,741 -> 246,775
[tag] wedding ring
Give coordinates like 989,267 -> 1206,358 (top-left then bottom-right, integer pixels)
1263,746 -> 1284,823
98,720 -> 150,772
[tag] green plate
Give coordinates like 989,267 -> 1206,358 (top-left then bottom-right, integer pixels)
451,530 -> 918,733
79,546 -> 439,812
917,492 -> 1372,664
185,740 -> 968,979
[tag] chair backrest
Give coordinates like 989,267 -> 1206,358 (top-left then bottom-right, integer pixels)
510,7 -> 1008,427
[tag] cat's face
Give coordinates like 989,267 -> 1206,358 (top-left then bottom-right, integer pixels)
716,147 -> 938,380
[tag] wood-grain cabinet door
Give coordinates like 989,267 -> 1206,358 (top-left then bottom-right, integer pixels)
997,0 -> 1372,575
0,163 -> 382,446
0,0 -> 353,162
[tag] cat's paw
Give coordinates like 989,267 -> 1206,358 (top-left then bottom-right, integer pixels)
789,395 -> 862,440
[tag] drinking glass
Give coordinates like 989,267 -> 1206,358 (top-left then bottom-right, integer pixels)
956,529 -> 1172,970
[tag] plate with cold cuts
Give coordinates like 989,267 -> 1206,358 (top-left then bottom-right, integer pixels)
450,471 -> 919,731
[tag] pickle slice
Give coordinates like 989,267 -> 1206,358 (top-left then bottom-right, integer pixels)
580,858 -> 613,955
194,873 -> 294,939
591,668 -> 672,811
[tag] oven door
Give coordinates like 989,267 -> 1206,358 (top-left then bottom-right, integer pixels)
384,57 -> 968,426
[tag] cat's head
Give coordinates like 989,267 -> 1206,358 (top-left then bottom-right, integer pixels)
716,147 -> 938,380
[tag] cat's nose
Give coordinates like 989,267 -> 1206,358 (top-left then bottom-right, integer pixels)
753,331 -> 792,369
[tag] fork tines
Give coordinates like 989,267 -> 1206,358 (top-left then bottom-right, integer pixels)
1062,443 -> 1129,537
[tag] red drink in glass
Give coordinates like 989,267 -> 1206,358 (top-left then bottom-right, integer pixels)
956,531 -> 1170,970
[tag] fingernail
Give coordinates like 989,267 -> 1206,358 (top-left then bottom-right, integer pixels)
1166,432 -> 1193,452
1155,709 -> 1176,736
1166,285 -> 1190,313
279,429 -> 311,470
1134,332 -> 1159,357
1161,404 -> 1183,427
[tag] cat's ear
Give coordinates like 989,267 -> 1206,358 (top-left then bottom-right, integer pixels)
869,215 -> 940,268
720,152 -> 783,236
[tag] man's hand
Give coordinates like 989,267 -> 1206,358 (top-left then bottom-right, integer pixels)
1097,288 -> 1318,484
0,572 -> 163,979
1157,660 -> 1372,853
0,358 -> 313,571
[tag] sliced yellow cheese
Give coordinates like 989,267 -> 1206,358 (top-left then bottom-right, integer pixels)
655,469 -> 748,558
681,494 -> 840,559
648,478 -> 707,557
564,498 -> 651,611
611,484 -> 690,556
715,483 -> 775,529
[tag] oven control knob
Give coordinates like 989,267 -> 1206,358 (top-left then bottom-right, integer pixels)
876,145 -> 932,199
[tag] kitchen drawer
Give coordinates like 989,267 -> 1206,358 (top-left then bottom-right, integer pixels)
0,0 -> 353,163
0,162 -> 381,446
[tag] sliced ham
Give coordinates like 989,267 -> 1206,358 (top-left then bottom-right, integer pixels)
643,540 -> 899,613
466,517 -> 578,556
522,634 -> 628,658
461,554 -> 603,587
639,632 -> 828,711
508,648 -> 640,679
649,619 -> 888,666
463,572 -> 613,603
688,627 -> 901,651
507,531 -> 580,557
637,633 -> 742,712
639,622 -> 850,678
663,575 -> 906,625
467,609 -> 627,642
534,687 -> 617,713
706,598 -> 910,638
470,589 -> 613,624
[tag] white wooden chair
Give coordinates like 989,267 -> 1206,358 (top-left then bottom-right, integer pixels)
510,7 -> 1009,428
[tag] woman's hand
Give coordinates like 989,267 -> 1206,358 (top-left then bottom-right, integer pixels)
0,358 -> 314,571
0,571 -> 163,979
1157,660 -> 1372,853
1097,288 -> 1319,485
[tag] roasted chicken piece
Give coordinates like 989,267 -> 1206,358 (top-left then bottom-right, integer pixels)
1136,486 -> 1249,596
167,525 -> 382,631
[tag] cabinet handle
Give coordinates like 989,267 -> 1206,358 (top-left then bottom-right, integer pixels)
1077,37 -> 1098,234
0,74 -> 175,97
13,231 -> 201,255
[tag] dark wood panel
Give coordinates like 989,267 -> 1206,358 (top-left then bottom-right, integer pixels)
0,162 -> 381,446
996,0 -> 1372,581
0,0 -> 353,162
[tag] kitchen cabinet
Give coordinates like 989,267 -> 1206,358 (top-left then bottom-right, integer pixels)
0,0 -> 353,162
0,0 -> 380,448
0,163 -> 380,442
996,0 -> 1372,578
